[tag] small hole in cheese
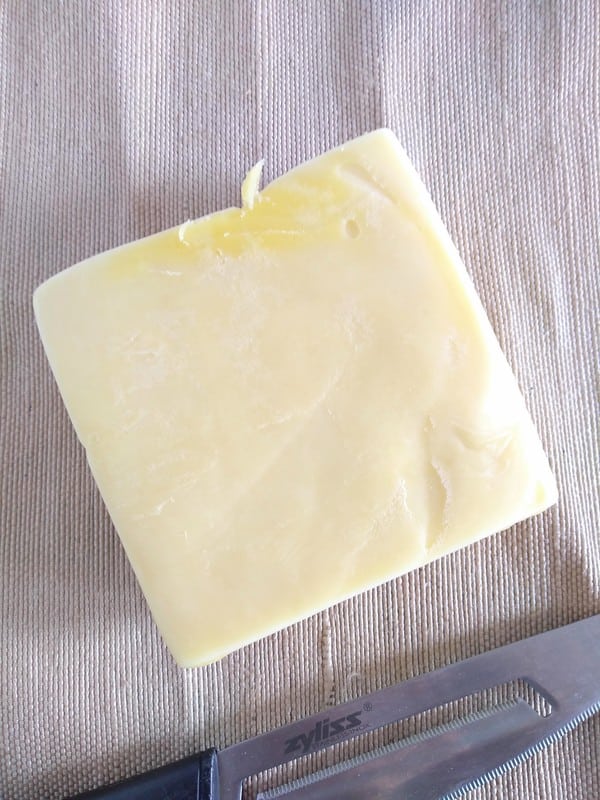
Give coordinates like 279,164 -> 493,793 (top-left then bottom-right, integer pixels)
344,219 -> 360,239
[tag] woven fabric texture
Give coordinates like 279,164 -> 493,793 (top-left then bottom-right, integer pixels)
1,2 -> 598,798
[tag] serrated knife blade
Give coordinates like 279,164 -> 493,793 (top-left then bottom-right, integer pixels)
68,614 -> 599,800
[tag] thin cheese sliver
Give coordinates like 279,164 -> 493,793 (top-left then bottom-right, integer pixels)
33,130 -> 557,666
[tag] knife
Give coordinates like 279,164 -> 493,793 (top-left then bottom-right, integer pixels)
67,614 -> 599,800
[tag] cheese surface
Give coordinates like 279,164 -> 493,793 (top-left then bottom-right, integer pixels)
33,130 -> 557,666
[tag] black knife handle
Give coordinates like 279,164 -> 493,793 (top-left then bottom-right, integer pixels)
66,748 -> 218,800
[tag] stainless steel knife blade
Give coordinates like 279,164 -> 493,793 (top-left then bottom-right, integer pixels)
69,615 -> 599,800
221,614 -> 600,799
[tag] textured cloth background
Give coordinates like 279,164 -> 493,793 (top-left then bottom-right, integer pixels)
1,2 -> 598,798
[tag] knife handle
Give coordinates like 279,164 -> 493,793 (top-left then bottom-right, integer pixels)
66,748 -> 218,800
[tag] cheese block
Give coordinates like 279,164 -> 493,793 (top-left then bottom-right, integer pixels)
33,130 -> 557,667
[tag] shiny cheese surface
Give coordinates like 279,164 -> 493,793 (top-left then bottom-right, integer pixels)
33,130 -> 557,666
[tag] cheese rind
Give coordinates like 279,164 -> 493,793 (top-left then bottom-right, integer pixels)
33,130 -> 557,666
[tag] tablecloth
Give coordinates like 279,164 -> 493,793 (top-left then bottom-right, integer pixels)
1,2 -> 598,798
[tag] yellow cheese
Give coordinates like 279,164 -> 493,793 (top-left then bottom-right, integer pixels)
33,130 -> 557,667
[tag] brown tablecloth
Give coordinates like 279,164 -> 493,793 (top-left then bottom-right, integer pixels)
1,2 -> 598,798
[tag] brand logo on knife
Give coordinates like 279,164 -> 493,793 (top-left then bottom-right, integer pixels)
283,710 -> 363,755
